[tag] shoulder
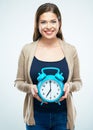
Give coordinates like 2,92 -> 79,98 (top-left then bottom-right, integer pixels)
63,41 -> 76,50
21,41 -> 37,55
62,40 -> 77,55
22,41 -> 37,51
18,41 -> 38,59
59,40 -> 79,59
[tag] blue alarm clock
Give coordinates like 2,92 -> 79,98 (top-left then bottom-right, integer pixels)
37,67 -> 64,105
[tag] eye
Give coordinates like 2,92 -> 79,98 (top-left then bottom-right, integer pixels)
51,20 -> 57,24
40,21 -> 46,24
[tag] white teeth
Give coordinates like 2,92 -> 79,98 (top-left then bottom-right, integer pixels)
46,31 -> 52,33
45,32 -> 52,35
44,30 -> 54,34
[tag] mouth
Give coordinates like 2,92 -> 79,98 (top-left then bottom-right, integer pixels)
44,29 -> 55,35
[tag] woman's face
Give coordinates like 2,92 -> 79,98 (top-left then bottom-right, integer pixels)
38,12 -> 60,40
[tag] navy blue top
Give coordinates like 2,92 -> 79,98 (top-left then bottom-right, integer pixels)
30,56 -> 69,113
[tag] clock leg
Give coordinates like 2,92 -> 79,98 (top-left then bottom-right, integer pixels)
56,101 -> 61,105
40,100 -> 45,105
40,102 -> 44,105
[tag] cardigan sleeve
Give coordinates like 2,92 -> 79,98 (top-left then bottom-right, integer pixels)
14,47 -> 31,93
69,47 -> 82,92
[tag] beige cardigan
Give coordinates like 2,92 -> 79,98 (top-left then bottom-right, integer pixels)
15,40 -> 82,130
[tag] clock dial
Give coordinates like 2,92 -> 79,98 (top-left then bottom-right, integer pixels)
40,80 -> 62,102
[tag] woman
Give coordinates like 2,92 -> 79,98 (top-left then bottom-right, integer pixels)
15,3 -> 82,130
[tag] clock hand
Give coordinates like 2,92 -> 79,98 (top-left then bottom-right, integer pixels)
46,80 -> 52,97
46,89 -> 51,97
48,80 -> 51,93
50,80 -> 52,99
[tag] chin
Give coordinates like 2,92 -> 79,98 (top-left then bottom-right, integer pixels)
43,35 -> 57,40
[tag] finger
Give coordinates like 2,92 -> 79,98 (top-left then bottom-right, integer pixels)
63,85 -> 68,91
60,96 -> 65,101
31,87 -> 35,96
64,90 -> 68,97
31,85 -> 38,96
60,98 -> 64,102
44,102 -> 48,104
59,92 -> 67,101
64,83 -> 69,92
34,85 -> 38,93
34,94 -> 42,102
34,94 -> 48,104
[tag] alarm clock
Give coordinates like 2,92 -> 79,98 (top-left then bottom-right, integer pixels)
37,67 -> 64,105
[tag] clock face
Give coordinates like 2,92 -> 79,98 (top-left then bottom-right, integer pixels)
39,80 -> 62,102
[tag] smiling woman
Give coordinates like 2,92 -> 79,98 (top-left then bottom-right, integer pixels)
15,2 -> 82,130
33,3 -> 64,41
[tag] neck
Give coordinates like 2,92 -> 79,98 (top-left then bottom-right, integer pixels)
39,37 -> 60,47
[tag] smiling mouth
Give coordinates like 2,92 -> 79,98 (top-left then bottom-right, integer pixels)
44,29 -> 55,35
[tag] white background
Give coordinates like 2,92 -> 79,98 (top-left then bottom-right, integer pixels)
0,0 -> 93,129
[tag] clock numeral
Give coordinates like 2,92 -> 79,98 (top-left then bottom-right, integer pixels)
43,93 -> 45,95
45,82 -> 48,84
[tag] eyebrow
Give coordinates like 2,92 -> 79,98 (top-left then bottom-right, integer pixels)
39,19 -> 57,21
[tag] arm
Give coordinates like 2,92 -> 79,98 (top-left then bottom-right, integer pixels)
69,47 -> 82,92
60,47 -> 82,101
14,47 -> 31,93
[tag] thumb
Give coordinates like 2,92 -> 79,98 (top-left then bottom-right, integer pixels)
34,85 -> 38,93
31,85 -> 38,96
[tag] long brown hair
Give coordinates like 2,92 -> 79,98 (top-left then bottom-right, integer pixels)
33,3 -> 64,41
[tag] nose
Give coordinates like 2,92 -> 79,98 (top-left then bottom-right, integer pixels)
47,22 -> 51,29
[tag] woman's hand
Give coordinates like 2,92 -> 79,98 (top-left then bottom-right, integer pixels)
31,84 -> 42,102
60,83 -> 70,102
